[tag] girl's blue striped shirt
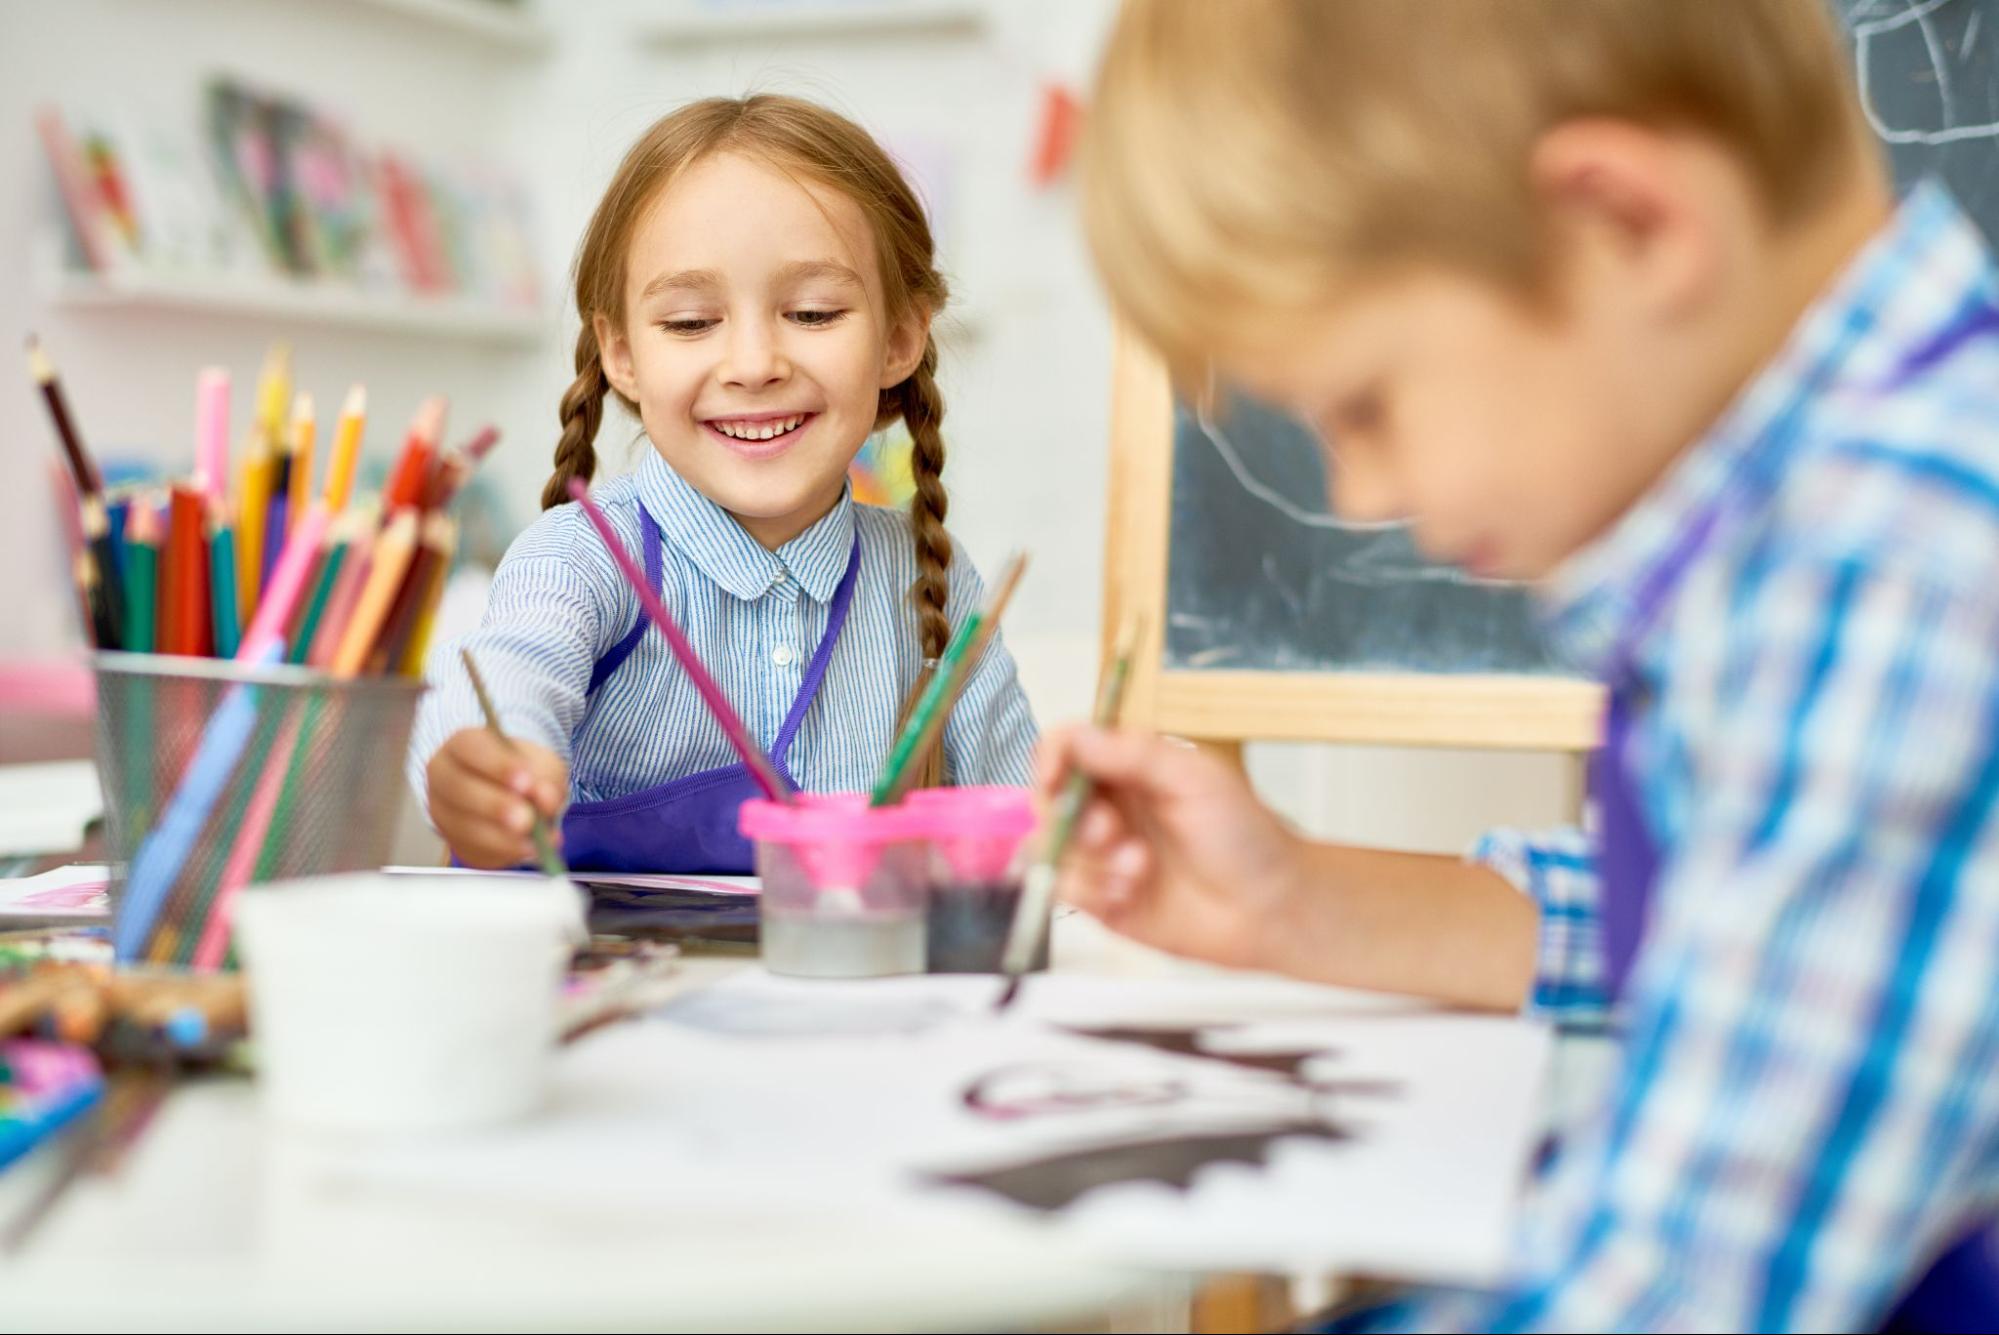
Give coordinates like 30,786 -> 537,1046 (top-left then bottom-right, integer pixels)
407,448 -> 1037,811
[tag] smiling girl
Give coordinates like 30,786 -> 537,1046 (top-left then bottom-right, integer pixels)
410,96 -> 1036,872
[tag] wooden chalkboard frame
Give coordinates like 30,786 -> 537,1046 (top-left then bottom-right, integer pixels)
1103,326 -> 1606,753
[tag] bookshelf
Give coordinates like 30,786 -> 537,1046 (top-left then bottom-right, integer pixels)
639,0 -> 985,46
340,0 -> 554,53
44,269 -> 548,348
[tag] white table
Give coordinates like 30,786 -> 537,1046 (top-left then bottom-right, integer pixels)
0,917 -> 1578,1332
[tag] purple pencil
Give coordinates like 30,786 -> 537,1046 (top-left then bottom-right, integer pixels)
567,478 -> 793,803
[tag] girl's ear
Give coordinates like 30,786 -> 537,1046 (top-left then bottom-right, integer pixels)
595,312 -> 641,402
879,304 -> 932,388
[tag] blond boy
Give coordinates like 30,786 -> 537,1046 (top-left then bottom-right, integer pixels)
1051,3 -> 1999,1328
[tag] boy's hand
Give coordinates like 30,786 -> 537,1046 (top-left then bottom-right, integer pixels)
426,728 -> 568,869
1035,726 -> 1309,971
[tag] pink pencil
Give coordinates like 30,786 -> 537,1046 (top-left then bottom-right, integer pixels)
195,367 -> 229,506
237,501 -> 330,662
567,478 -> 792,802
191,711 -> 298,971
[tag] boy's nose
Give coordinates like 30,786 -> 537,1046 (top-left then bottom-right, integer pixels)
720,320 -> 789,389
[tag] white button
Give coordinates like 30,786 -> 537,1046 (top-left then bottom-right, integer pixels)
771,644 -> 796,667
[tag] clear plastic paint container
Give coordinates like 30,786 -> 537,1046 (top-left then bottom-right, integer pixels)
739,794 -> 926,978
907,786 -> 1044,974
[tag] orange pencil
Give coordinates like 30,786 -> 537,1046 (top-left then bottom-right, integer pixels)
323,384 -> 366,511
384,397 -> 445,513
287,391 -> 315,535
330,509 -> 418,677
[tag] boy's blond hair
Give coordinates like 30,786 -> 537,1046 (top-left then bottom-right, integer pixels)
1081,0 -> 1877,377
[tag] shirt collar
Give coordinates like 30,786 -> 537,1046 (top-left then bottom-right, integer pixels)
1538,181 -> 1988,680
635,449 -> 856,604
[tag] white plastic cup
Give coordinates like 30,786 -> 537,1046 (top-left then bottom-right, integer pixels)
235,873 -> 585,1133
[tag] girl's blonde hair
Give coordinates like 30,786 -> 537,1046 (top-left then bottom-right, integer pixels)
1081,0 -> 1876,379
547,95 -> 954,784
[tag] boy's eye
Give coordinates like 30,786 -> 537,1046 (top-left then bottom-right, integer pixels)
658,318 -> 718,335
788,308 -> 847,327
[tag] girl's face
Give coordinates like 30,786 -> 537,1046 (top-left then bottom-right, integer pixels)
598,151 -> 927,549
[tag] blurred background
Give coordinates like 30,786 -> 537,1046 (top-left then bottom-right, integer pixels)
1,0 -> 1577,857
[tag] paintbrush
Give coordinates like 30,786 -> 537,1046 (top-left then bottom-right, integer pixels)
461,648 -> 569,879
868,552 -> 1029,807
995,615 -> 1144,1011
567,478 -> 793,803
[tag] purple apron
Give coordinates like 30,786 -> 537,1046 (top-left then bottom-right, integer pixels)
1594,678 -> 1996,1331
559,507 -> 862,875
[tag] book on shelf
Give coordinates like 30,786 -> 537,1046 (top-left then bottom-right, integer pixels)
36,81 -> 542,314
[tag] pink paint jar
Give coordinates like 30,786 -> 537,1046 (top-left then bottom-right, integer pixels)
906,786 -> 1045,974
738,794 -> 926,978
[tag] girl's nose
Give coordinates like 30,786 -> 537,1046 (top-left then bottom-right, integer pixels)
719,317 -> 789,390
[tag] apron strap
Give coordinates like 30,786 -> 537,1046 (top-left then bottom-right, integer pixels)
768,535 -> 862,764
586,506 -> 665,696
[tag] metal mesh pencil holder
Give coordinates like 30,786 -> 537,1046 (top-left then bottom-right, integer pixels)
91,652 -> 426,969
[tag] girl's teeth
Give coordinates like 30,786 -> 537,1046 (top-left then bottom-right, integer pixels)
716,414 -> 803,441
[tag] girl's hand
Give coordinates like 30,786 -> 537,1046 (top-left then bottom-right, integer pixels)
426,728 -> 568,869
1034,725 -> 1311,972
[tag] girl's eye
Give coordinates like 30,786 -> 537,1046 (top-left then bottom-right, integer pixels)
788,308 -> 847,327
659,318 -> 717,336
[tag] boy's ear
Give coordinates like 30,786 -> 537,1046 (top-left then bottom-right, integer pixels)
879,304 -> 932,389
594,313 -> 640,401
1528,120 -> 1728,319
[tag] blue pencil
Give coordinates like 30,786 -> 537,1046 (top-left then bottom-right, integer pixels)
113,640 -> 283,961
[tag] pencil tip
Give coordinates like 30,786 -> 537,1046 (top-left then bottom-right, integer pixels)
25,334 -> 51,381
343,383 -> 367,414
993,975 -> 1022,1011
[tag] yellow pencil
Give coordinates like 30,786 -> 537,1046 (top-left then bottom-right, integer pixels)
254,343 -> 290,448
324,384 -> 366,511
288,391 -> 315,535
235,432 -> 272,620
330,508 -> 418,678
399,515 -> 457,676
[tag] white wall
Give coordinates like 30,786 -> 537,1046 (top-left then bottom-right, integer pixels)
0,0 -> 1574,855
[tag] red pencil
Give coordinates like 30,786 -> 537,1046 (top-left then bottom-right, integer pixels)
163,486 -> 209,656
384,397 -> 446,512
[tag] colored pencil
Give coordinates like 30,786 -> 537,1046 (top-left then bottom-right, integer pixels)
163,486 -> 209,657
190,706 -> 300,972
323,384 -> 366,511
235,436 -> 272,621
385,397 -> 445,512
27,336 -> 125,650
286,511 -> 364,665
461,648 -> 568,880
194,367 -> 229,506
238,502 -> 330,664
122,499 -> 160,655
286,391 -> 314,537
207,500 -> 240,658
263,407 -> 295,587
253,343 -> 290,451
330,508 -> 418,678
307,527 -> 375,668
366,513 -> 452,675
397,537 -> 454,677
114,640 -> 284,961
869,552 -> 1029,806
46,461 -> 93,642
421,424 -> 500,510
568,478 -> 792,803
995,616 -> 1144,1010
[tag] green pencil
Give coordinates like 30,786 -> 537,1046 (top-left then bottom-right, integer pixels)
122,499 -> 160,654
995,614 -> 1143,1010
208,502 -> 241,659
461,648 -> 568,879
287,512 -> 360,665
868,552 -> 1028,807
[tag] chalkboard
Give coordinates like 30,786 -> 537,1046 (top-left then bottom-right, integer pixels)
1160,0 -> 1999,680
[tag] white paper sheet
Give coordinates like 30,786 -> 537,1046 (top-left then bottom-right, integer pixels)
0,861 -> 109,923
311,970 -> 1550,1282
